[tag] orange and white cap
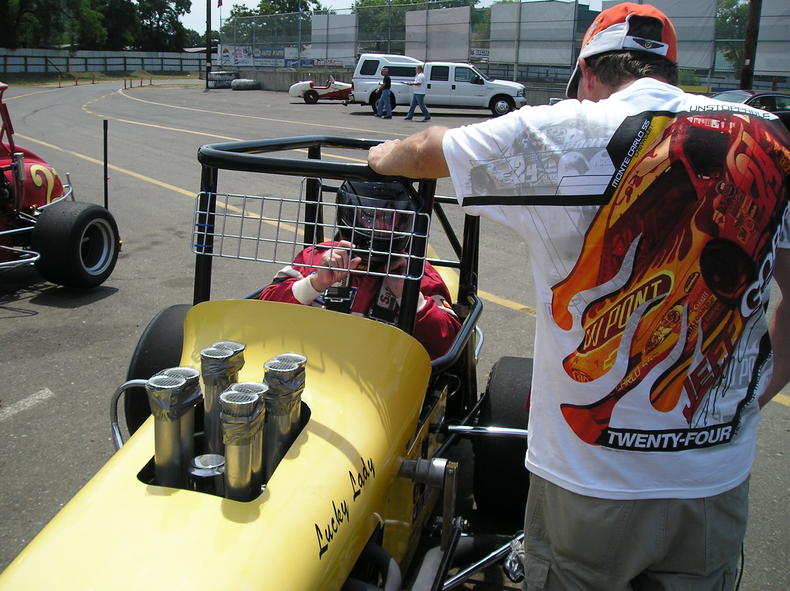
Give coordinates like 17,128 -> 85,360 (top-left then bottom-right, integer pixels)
566,2 -> 678,99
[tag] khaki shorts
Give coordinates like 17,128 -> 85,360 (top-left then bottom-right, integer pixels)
523,474 -> 748,591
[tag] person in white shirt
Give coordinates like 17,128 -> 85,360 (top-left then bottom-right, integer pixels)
403,65 -> 430,122
368,3 -> 790,589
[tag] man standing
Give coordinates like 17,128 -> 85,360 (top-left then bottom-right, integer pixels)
375,66 -> 392,119
369,3 -> 790,589
404,64 -> 431,121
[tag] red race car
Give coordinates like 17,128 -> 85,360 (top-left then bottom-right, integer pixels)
288,75 -> 352,104
0,81 -> 120,288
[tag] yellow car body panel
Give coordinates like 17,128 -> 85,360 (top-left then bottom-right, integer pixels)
0,300 -> 432,590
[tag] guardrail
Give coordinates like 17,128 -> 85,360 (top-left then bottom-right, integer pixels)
0,52 -> 205,74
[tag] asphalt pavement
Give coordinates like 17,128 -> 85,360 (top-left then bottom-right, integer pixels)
0,79 -> 786,589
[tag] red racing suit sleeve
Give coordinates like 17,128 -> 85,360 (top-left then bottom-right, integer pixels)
258,246 -> 323,305
413,263 -> 462,360
259,248 -> 461,360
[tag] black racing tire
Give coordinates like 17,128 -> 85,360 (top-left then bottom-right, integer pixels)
304,89 -> 319,104
32,201 -> 120,288
124,304 -> 190,434
472,356 -> 532,530
490,94 -> 516,117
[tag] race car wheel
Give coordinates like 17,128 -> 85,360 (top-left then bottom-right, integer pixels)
472,356 -> 532,530
304,90 -> 319,104
32,201 -> 120,288
125,304 -> 190,434
490,95 -> 515,116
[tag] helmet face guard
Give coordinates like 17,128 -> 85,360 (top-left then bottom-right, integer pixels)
335,181 -> 416,264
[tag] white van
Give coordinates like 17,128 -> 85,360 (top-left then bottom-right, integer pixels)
349,53 -> 528,117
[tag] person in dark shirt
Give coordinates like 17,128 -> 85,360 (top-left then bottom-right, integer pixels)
375,67 -> 392,119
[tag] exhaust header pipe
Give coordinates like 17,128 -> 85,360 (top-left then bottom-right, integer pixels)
189,453 -> 225,496
156,366 -> 202,474
262,353 -> 306,482
145,373 -> 194,488
226,382 -> 269,495
200,341 -> 245,455
219,388 -> 264,501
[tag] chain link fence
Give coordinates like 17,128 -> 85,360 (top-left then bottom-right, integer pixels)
218,0 -> 790,92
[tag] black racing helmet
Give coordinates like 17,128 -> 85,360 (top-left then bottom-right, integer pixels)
335,181 -> 416,261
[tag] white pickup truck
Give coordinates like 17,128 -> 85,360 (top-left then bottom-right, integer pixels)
349,53 -> 528,117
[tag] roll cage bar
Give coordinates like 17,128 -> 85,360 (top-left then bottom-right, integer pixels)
195,135 -> 482,377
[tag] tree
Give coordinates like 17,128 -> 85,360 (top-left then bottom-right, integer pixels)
221,1 -> 323,46
716,0 -> 749,74
255,0 -> 324,13
182,28 -> 206,48
101,0 -> 139,50
136,0 -> 192,51
0,0 -> 200,51
63,0 -> 107,49
1,0 -> 65,49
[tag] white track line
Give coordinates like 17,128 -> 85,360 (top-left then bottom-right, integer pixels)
0,388 -> 56,422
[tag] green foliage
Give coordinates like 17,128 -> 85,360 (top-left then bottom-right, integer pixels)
1,0 -> 65,49
65,0 -> 108,49
0,0 -> 190,51
101,0 -> 140,50
716,0 -> 748,74
255,0 -> 324,13
221,0 -> 321,46
678,68 -> 701,86
136,0 -> 192,51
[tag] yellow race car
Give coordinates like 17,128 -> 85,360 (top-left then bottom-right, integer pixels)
0,136 -> 531,590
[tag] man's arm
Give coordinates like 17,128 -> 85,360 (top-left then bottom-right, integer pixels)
368,126 -> 450,179
760,247 -> 790,407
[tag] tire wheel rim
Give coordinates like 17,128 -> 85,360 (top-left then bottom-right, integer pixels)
80,218 -> 115,276
495,100 -> 511,115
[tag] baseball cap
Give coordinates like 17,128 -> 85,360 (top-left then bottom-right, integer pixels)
566,2 -> 678,99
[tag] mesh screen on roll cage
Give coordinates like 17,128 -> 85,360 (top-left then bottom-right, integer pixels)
192,179 -> 430,280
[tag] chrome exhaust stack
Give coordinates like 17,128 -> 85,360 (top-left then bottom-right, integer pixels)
189,453 -> 226,495
145,373 -> 191,488
219,388 -> 264,501
156,366 -> 202,472
199,341 -> 245,455
262,353 -> 306,482
226,382 -> 269,495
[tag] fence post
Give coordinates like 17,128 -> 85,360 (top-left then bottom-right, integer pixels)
514,0 -> 522,82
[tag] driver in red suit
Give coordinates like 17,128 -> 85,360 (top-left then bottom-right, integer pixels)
259,181 -> 460,360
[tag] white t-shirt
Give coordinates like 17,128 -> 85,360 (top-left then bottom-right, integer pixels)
443,78 -> 790,500
412,72 -> 427,94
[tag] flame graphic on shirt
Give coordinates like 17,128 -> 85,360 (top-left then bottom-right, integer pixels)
552,112 -> 790,445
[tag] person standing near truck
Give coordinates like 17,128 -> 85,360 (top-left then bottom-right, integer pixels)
375,67 -> 392,119
368,2 -> 790,589
404,65 -> 431,122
